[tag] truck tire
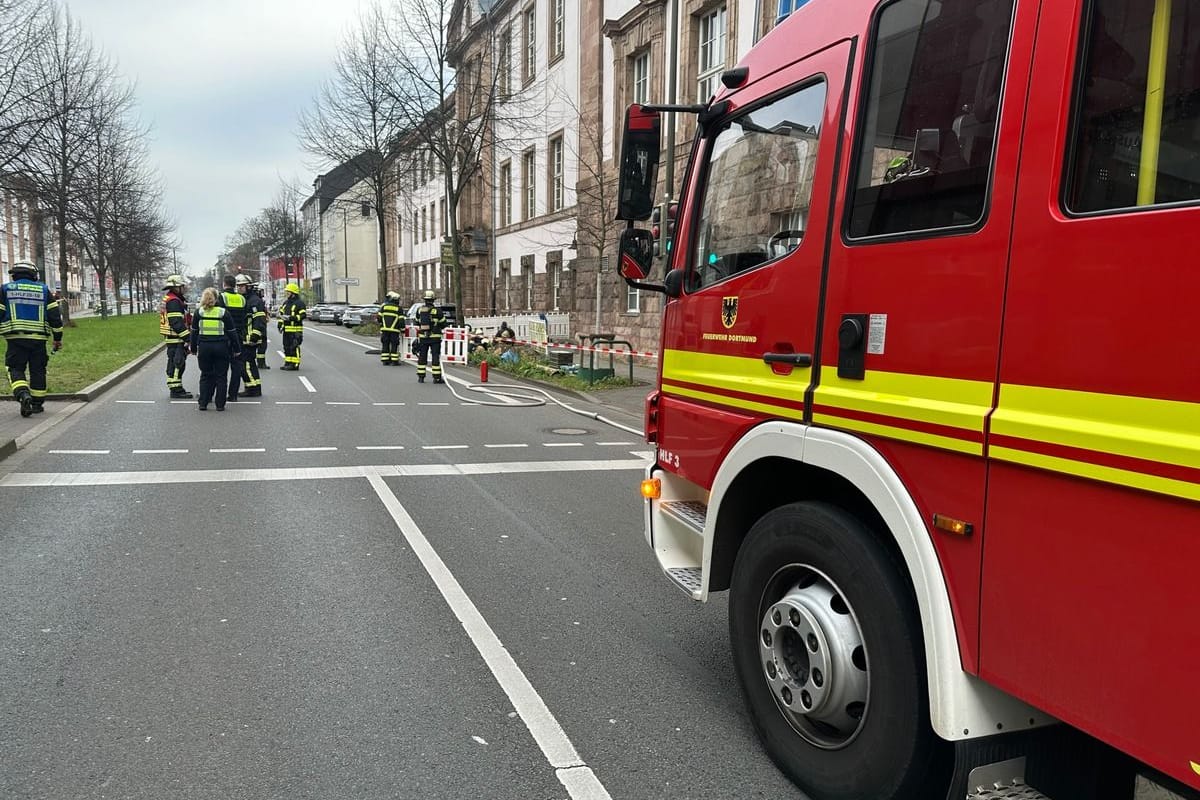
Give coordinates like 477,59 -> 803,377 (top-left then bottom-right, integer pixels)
729,502 -> 949,800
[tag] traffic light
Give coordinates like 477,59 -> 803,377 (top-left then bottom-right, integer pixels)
649,202 -> 679,258
650,205 -> 663,255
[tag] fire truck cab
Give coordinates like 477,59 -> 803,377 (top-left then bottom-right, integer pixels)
616,1 -> 1200,798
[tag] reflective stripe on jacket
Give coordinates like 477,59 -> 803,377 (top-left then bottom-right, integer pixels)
379,302 -> 404,332
415,303 -> 443,339
159,292 -> 189,341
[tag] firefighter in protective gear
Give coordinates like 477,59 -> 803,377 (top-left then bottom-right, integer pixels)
255,280 -> 271,369
159,274 -> 193,399
190,287 -> 242,410
278,282 -> 306,370
217,274 -> 248,401
414,289 -> 445,383
237,274 -> 266,396
0,261 -> 63,417
378,291 -> 404,365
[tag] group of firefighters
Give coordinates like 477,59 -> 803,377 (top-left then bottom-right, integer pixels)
160,278 -> 451,407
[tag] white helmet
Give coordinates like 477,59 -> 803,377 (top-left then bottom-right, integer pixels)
235,274 -> 252,286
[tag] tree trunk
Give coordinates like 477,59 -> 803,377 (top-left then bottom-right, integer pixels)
446,182 -> 464,313
55,204 -> 71,323
374,184 -> 388,300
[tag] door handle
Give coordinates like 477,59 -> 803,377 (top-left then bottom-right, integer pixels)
762,352 -> 812,367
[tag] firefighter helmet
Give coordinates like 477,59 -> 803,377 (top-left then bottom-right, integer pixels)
10,260 -> 38,280
163,274 -> 186,289
235,274 -> 252,286
386,290 -> 400,301
423,290 -> 435,301
285,282 -> 300,294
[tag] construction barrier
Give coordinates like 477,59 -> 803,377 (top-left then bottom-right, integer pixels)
401,325 -> 471,365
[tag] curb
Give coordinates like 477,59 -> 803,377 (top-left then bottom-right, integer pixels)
0,343 -> 164,462
0,342 -> 165,402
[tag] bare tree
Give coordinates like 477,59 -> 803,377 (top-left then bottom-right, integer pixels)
221,180 -> 318,299
381,0 -> 548,314
0,0 -> 55,173
20,4 -> 125,321
297,3 -> 404,302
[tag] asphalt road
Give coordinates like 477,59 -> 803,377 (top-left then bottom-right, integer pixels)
0,325 -> 805,800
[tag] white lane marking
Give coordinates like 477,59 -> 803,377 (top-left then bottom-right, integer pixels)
543,442 -> 584,448
305,326 -> 373,349
116,400 -> 155,404
133,449 -> 188,455
356,445 -> 405,451
287,447 -> 337,452
47,449 -> 110,455
298,376 -> 316,393
367,475 -> 613,800
169,400 -> 192,404
276,350 -> 286,359
373,402 -> 405,406
0,459 -> 648,487
238,401 -> 262,404
276,401 -> 313,405
596,442 -> 636,446
210,448 -> 267,454
423,445 -> 468,450
326,401 -> 360,406
418,402 -> 450,406
630,451 -> 654,459
484,444 -> 528,449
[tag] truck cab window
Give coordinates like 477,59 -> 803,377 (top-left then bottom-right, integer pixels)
691,80 -> 826,291
1067,0 -> 1200,212
847,0 -> 1015,238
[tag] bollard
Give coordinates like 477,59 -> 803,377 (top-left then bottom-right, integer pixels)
480,360 -> 489,383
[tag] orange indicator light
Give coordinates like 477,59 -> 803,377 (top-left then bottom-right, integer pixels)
641,478 -> 662,500
932,514 -> 973,536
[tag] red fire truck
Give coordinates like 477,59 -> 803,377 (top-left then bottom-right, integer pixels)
615,1 -> 1199,798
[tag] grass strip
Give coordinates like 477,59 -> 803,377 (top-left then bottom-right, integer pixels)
2,312 -> 162,395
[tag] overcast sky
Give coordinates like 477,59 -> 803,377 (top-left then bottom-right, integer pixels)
65,0 -> 366,276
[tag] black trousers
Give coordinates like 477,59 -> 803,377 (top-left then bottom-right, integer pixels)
196,341 -> 231,408
257,335 -> 268,365
165,341 -> 187,392
5,338 -> 49,402
415,338 -> 442,379
241,347 -> 261,391
380,330 -> 401,363
283,331 -> 302,367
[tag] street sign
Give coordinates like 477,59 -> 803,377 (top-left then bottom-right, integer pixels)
440,241 -> 457,267
333,277 -> 360,286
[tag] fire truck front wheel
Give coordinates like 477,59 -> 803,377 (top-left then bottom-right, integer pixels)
729,502 -> 950,800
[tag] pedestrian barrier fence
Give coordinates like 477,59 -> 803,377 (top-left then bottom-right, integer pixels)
401,325 -> 470,365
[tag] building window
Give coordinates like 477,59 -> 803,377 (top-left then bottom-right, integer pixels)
523,5 -> 536,86
550,0 -> 565,63
626,282 -> 640,313
632,51 -> 650,105
500,258 -> 512,310
521,253 -> 535,309
439,198 -> 447,237
548,251 -> 563,310
421,206 -> 427,241
697,7 -> 728,103
499,160 -> 513,226
548,134 -> 564,212
412,210 -> 419,242
498,25 -> 513,99
522,148 -> 536,220
431,202 -> 437,239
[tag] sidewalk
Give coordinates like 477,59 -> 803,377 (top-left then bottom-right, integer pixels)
0,343 -> 163,463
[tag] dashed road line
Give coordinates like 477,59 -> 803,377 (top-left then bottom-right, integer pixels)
356,445 -> 405,451
210,448 -> 266,454
116,400 -> 155,404
132,449 -> 188,455
373,402 -> 406,406
326,401 -> 360,406
543,442 -> 584,448
48,449 -> 110,455
276,401 -> 313,405
423,445 -> 469,450
287,447 -> 337,453
298,376 -> 317,393
596,442 -> 636,446
418,402 -> 451,406
484,444 -> 529,449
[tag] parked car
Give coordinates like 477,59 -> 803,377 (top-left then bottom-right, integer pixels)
343,304 -> 380,327
405,302 -> 458,328
309,302 -> 348,323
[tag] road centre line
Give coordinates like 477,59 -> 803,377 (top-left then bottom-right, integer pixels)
484,443 -> 528,449
356,445 -> 405,451
276,401 -> 313,405
543,442 -> 584,448
299,376 -> 317,393
0,459 -> 648,487
116,400 -> 155,404
326,401 -> 360,405
367,475 -> 612,800
133,449 -> 188,455
373,402 -> 406,406
423,445 -> 469,450
210,448 -> 267,454
419,402 -> 451,406
47,449 -> 110,455
287,447 -> 337,452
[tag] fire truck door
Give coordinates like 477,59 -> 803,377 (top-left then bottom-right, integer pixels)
981,0 -> 1200,790
656,43 -> 851,491
816,0 -> 1034,673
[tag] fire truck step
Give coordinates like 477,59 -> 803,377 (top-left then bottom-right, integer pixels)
665,567 -> 703,594
963,759 -> 1051,800
964,779 -> 1052,800
660,500 -> 708,532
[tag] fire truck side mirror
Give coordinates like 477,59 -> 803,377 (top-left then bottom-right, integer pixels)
618,227 -> 655,281
616,104 -> 662,222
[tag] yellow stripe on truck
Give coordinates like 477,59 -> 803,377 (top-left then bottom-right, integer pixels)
815,371 -> 993,435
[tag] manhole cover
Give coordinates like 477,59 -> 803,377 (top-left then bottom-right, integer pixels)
549,427 -> 590,436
